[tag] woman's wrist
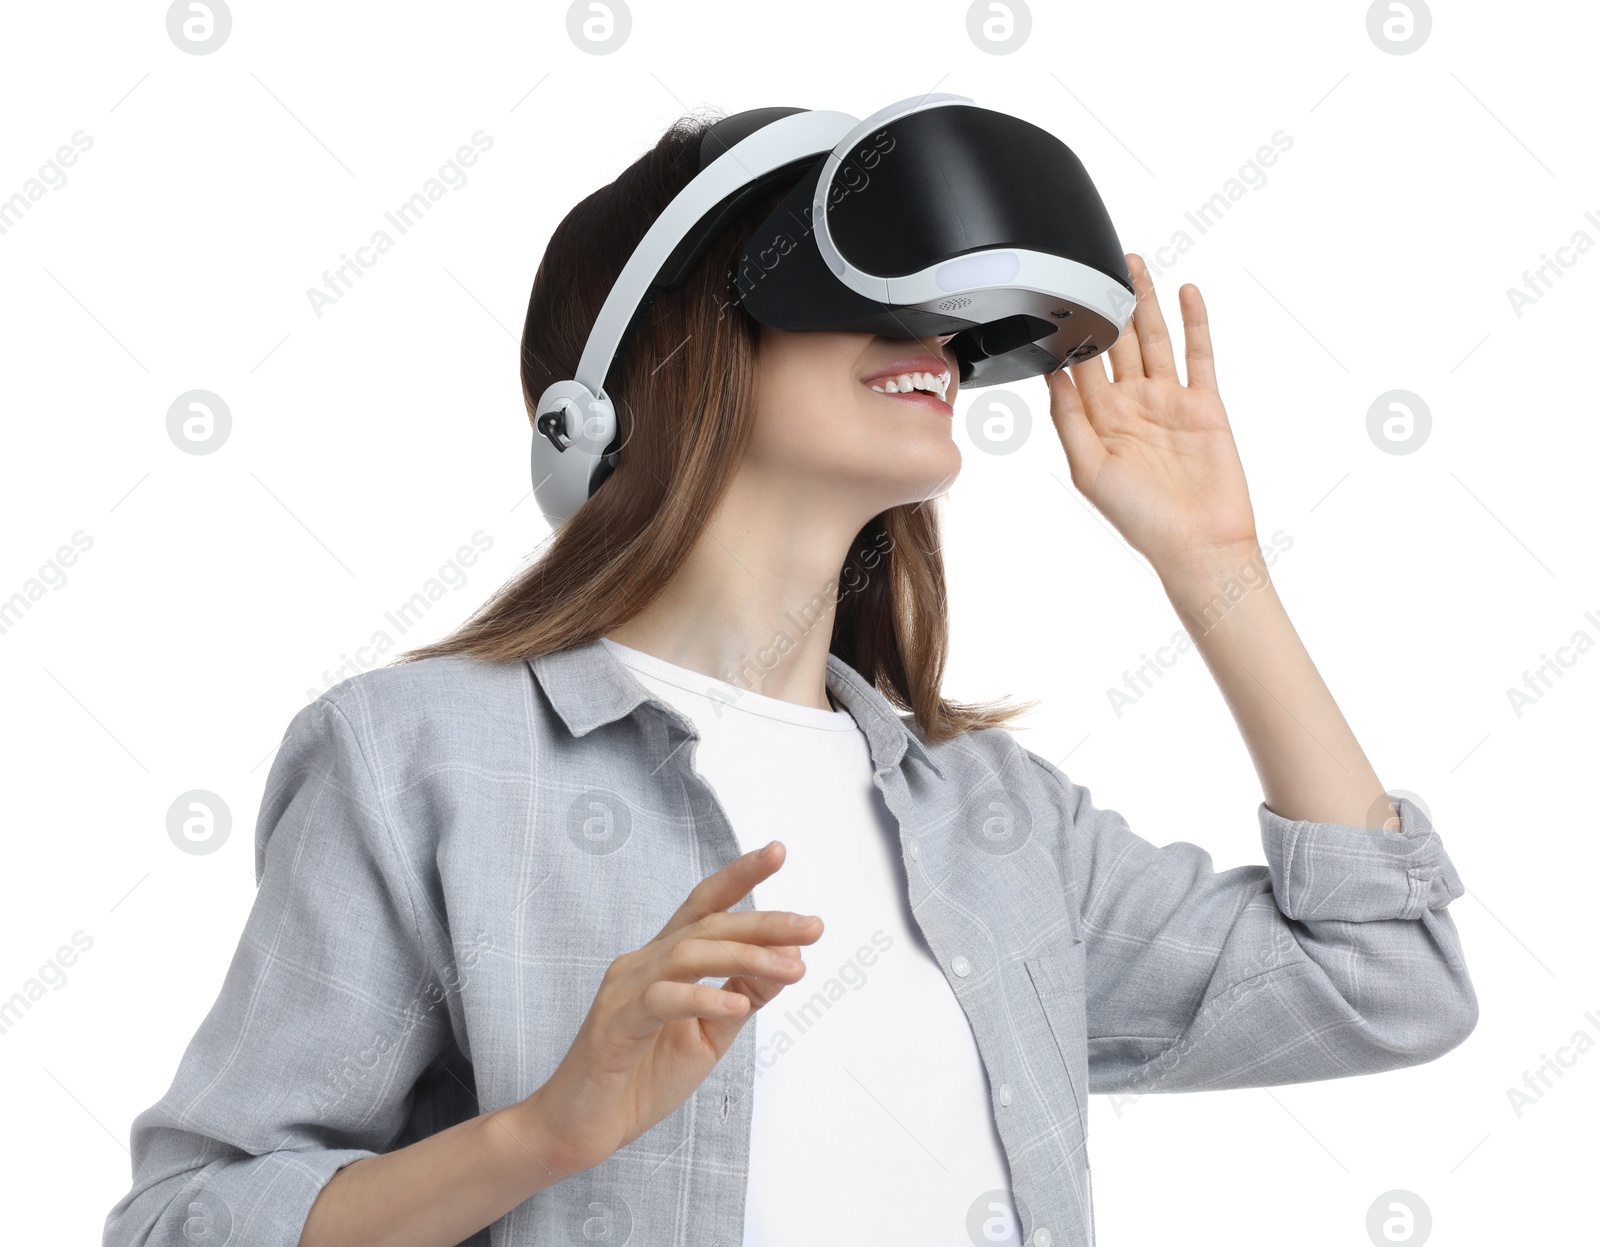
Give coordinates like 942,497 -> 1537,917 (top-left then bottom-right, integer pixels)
298,1087 -> 589,1247
1153,537 -> 1274,633
501,1085 -> 597,1184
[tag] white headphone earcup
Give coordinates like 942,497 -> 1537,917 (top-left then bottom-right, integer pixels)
531,382 -> 619,526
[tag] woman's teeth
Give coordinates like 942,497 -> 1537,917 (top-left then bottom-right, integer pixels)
868,371 -> 951,402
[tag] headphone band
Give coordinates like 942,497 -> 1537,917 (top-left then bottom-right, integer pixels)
564,108 -> 856,404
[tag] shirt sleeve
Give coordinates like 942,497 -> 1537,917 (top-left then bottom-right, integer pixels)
104,694 -> 455,1247
1024,750 -> 1479,1094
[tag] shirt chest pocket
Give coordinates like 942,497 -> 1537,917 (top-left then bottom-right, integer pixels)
1024,935 -> 1089,1136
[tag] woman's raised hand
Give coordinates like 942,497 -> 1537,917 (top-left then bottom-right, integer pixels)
521,839 -> 820,1177
1045,253 -> 1260,575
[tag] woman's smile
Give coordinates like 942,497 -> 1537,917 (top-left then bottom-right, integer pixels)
858,353 -> 954,414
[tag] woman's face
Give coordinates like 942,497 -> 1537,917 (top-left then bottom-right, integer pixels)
744,326 -> 963,517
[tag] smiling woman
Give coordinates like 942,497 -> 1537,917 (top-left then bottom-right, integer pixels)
105,105 -> 1479,1247
400,110 -> 1034,740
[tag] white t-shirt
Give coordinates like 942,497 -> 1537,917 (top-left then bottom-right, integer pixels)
599,637 -> 1017,1246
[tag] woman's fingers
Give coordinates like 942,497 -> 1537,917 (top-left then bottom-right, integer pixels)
697,907 -> 822,945
1126,253 -> 1179,382
657,911 -> 821,993
653,839 -> 786,942
1179,283 -> 1218,393
611,980 -> 752,1044
611,921 -> 819,1045
1100,252 -> 1152,380
1104,288 -> 1144,383
720,968 -> 791,1009
701,971 -> 798,1045
657,935 -> 810,988
631,843 -> 824,1048
1045,368 -> 1108,486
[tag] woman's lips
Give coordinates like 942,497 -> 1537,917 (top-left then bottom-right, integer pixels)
863,385 -> 953,415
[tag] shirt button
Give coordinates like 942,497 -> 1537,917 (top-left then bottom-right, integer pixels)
999,1082 -> 1012,1107
951,955 -> 971,977
907,837 -> 920,860
1033,1230 -> 1052,1247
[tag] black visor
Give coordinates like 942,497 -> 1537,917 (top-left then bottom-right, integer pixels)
729,103 -> 1133,386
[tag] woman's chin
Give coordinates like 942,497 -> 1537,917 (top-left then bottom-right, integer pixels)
878,449 -> 964,507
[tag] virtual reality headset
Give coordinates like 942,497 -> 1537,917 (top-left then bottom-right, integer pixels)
532,92 -> 1135,528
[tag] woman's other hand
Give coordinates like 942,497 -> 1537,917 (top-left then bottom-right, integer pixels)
520,840 -> 821,1177
1045,252 -> 1259,575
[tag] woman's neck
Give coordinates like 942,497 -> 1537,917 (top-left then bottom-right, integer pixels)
602,481 -> 868,713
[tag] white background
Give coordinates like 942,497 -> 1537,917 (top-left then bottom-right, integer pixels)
0,1 -> 1594,1243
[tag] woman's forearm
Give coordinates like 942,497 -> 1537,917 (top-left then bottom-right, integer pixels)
1154,538 -> 1390,830
297,1089 -> 580,1247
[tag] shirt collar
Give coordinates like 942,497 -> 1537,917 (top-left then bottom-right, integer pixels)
528,637 -> 944,780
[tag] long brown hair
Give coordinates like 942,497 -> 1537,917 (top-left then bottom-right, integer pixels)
397,110 -> 1036,743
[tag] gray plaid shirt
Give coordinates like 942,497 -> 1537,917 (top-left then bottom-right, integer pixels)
105,639 -> 1477,1247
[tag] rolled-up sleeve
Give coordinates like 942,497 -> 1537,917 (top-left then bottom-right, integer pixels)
104,694 -> 452,1246
1025,752 -> 1479,1094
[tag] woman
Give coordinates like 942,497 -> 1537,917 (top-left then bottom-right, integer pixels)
105,112 -> 1477,1247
